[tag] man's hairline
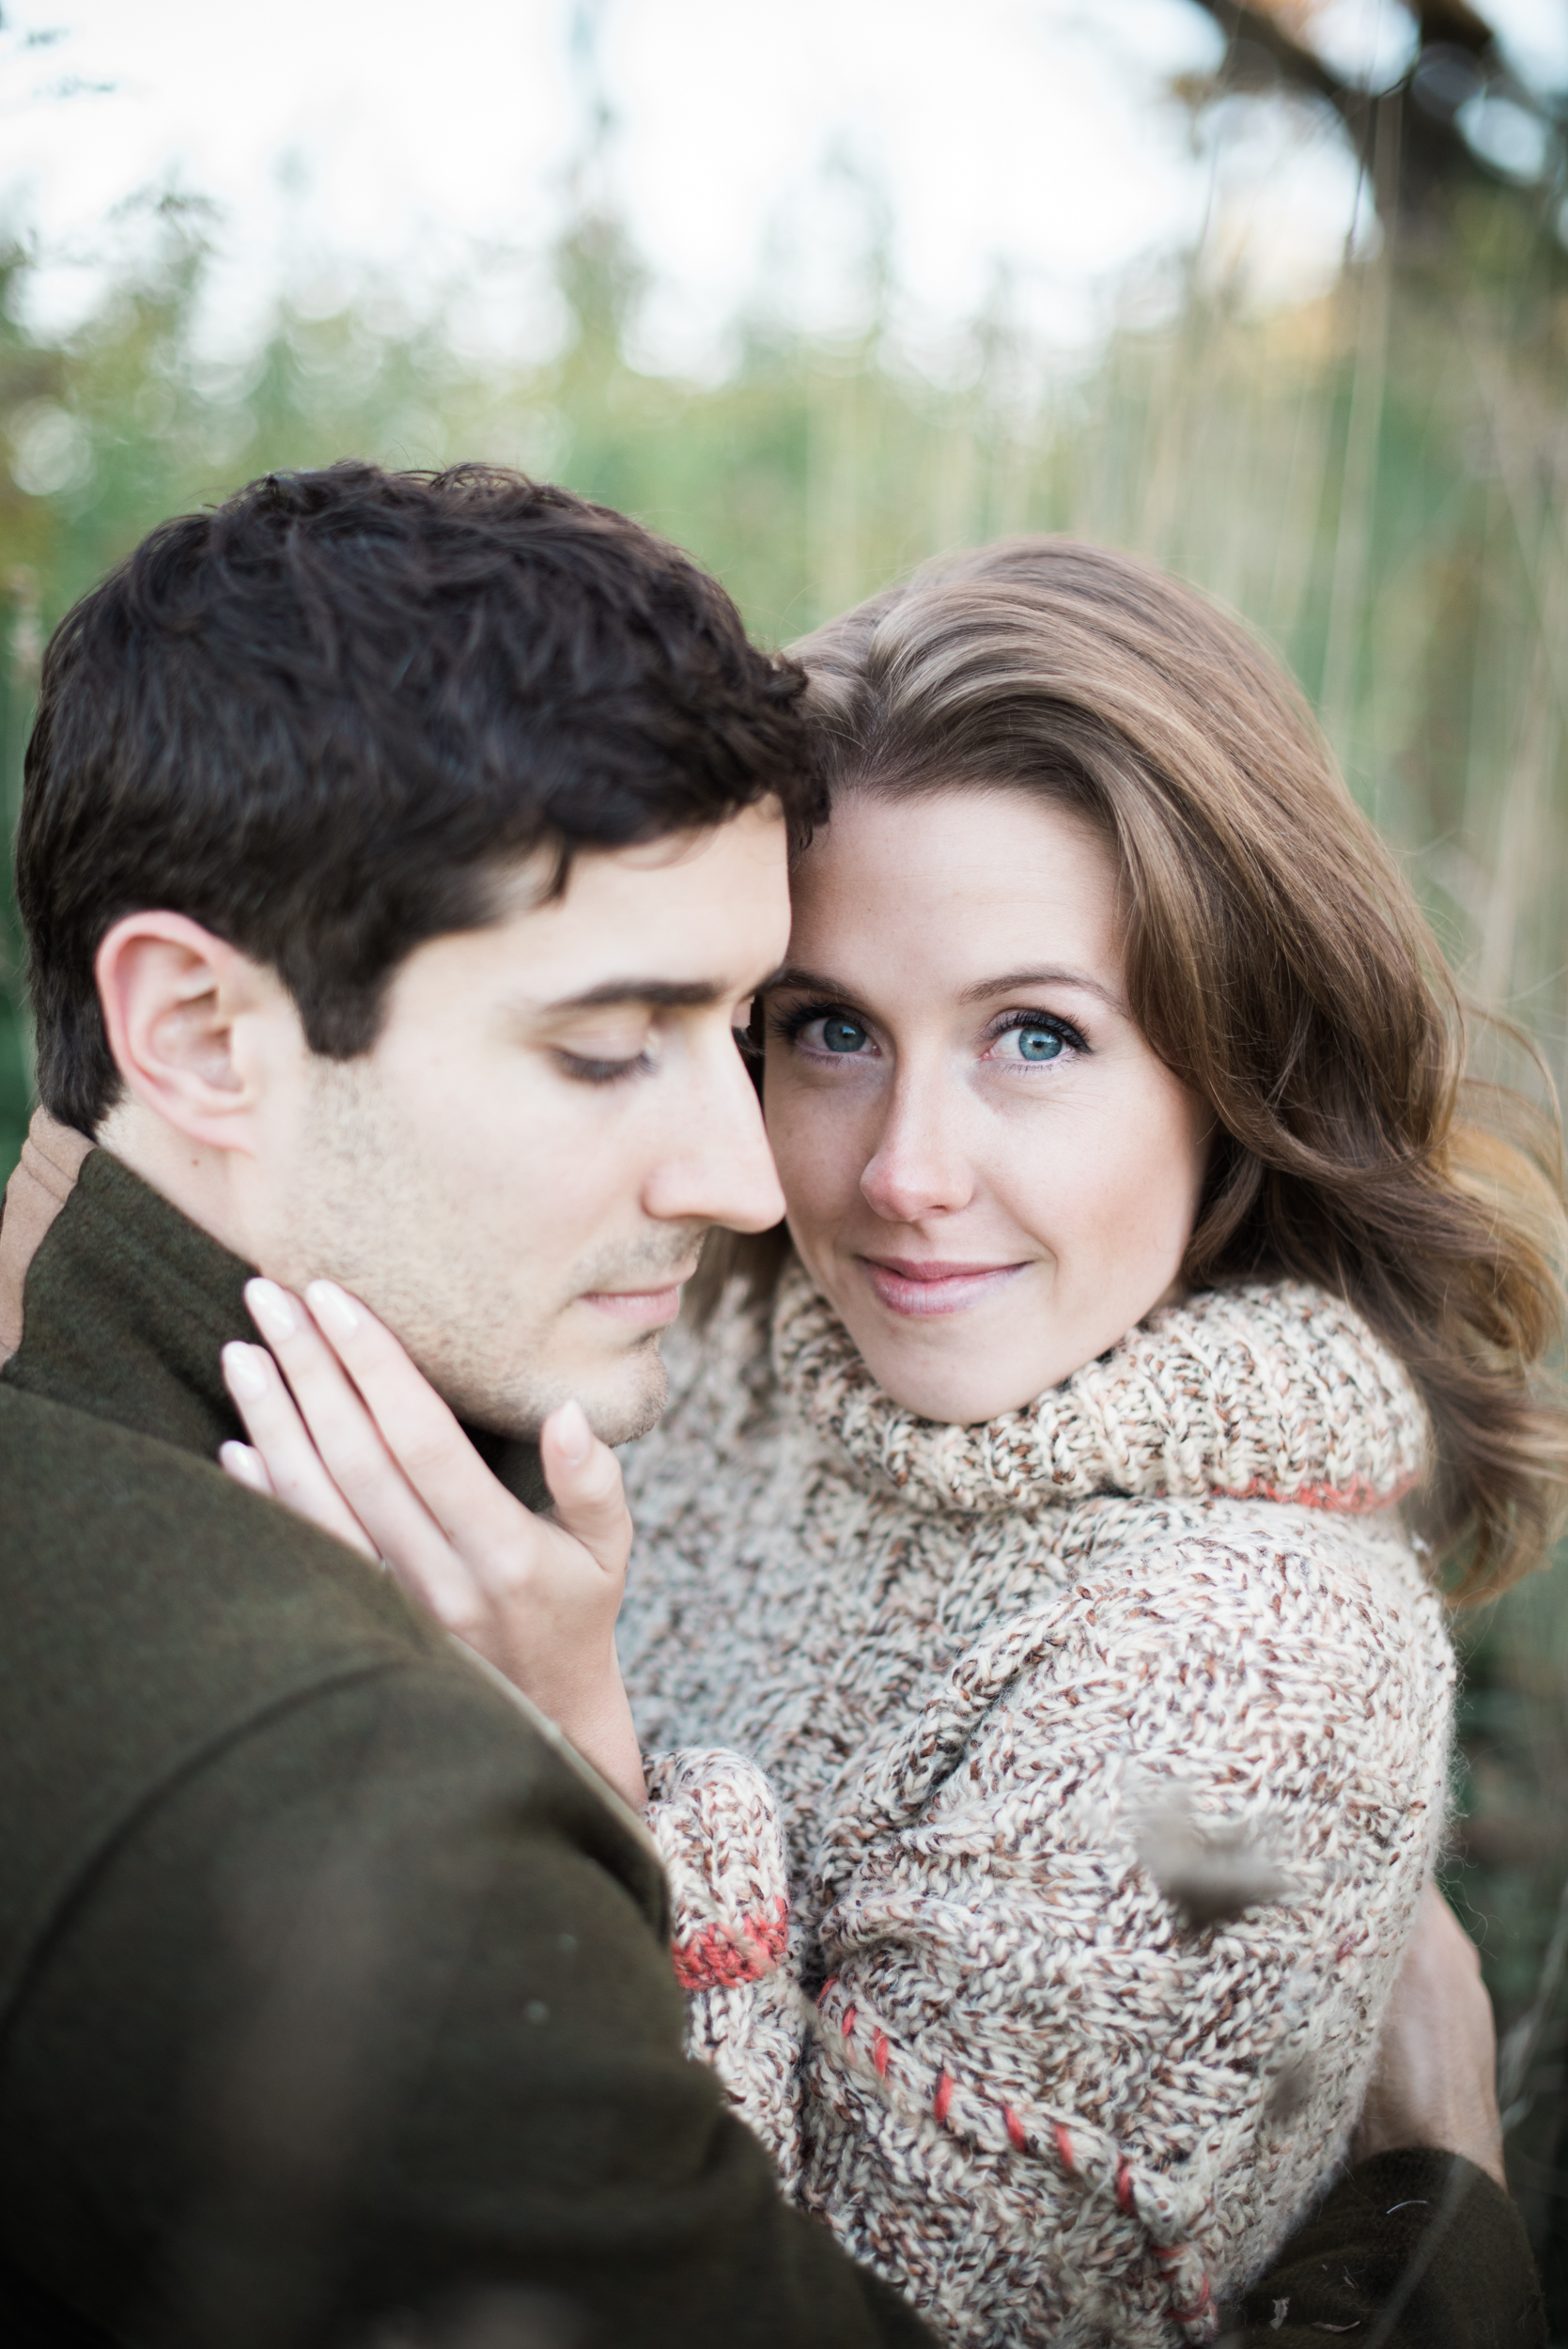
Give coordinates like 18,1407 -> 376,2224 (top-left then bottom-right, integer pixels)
484,791 -> 790,914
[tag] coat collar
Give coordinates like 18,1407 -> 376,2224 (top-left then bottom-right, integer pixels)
1,1122 -> 254,1461
0,1111 -> 548,1506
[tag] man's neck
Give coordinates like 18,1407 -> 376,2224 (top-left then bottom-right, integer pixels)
93,1097 -> 257,1265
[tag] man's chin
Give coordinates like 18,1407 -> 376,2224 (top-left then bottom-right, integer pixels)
590,1369 -> 670,1448
448,1344 -> 670,1451
551,1315 -> 673,1443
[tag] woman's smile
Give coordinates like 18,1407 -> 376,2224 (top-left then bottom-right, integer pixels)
766,786 -> 1212,1424
858,1253 -> 1032,1317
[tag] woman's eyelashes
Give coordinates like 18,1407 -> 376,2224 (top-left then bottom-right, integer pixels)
769,1000 -> 878,1060
984,1010 -> 1088,1066
768,1000 -> 1089,1067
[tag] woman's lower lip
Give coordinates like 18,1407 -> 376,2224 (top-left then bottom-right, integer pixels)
579,1285 -> 684,1328
860,1260 -> 1027,1318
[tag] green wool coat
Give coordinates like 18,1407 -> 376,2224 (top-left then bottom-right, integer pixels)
0,1147 -> 1545,2349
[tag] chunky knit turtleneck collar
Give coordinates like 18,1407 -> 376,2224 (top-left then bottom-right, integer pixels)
769,1257 -> 1429,1519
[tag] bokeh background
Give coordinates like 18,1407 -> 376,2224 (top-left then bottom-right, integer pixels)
5,0 -> 1568,2315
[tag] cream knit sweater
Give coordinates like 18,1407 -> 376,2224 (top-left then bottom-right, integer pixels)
621,1264 -> 1453,2349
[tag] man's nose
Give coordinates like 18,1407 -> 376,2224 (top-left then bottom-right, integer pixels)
642,1034 -> 786,1235
859,1071 -> 975,1223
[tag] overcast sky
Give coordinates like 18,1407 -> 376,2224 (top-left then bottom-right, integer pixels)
1,0 -> 1563,376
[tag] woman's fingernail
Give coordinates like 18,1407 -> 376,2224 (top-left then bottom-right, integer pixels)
223,1342 -> 269,1402
305,1280 -> 359,1342
220,1439 -> 266,1487
553,1397 -> 592,1465
246,1279 -> 297,1344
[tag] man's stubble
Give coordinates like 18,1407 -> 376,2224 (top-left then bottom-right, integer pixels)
271,1056 -> 695,1445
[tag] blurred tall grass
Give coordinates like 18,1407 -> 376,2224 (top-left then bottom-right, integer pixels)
5,92 -> 1568,2311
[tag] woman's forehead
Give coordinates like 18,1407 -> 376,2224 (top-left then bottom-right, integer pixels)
786,786 -> 1126,983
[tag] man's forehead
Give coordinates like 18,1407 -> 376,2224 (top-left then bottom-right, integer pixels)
474,811 -> 789,1013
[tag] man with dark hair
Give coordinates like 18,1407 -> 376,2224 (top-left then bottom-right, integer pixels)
0,463 -> 1541,2348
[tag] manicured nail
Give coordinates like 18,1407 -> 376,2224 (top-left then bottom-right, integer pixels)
305,1280 -> 359,1342
552,1397 -> 592,1465
222,1342 -> 269,1401
219,1439 -> 267,1488
246,1279 -> 297,1344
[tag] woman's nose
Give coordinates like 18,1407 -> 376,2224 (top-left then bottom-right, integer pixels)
859,1081 -> 975,1223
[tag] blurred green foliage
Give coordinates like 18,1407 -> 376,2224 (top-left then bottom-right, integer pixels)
5,99 -> 1568,2310
7,173 -> 1568,1148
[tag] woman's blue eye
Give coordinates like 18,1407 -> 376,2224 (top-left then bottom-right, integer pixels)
1017,1025 -> 1063,1061
822,1017 -> 868,1053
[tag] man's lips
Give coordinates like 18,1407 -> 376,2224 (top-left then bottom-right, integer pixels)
859,1255 -> 1030,1318
578,1268 -> 698,1328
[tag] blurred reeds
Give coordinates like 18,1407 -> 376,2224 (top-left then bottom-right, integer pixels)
4,106 -> 1568,2320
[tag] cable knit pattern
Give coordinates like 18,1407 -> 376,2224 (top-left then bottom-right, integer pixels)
624,1265 -> 1453,2349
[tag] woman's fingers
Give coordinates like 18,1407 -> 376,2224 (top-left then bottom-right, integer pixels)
221,1342 -> 379,1560
219,1439 -> 276,1498
298,1279 -> 525,1555
539,1401 -> 633,1579
240,1279 -> 629,1706
243,1280 -> 473,1619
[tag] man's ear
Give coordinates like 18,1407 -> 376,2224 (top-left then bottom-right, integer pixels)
95,912 -> 287,1155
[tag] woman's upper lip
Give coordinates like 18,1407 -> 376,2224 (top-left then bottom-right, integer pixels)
860,1255 -> 1025,1281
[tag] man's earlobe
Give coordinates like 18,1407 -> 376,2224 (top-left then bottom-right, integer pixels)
95,912 -> 280,1153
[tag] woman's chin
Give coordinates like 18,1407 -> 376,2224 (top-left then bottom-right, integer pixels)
812,1265 -> 1061,1424
849,1326 -> 1051,1427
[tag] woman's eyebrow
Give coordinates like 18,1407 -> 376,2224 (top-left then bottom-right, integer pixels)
768,964 -> 855,998
959,966 -> 1126,1011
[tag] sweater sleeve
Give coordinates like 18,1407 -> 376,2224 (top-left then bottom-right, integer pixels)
793,1517 -> 1452,2344
642,1745 -> 807,2190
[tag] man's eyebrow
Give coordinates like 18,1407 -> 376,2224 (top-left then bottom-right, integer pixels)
540,978 -> 726,1015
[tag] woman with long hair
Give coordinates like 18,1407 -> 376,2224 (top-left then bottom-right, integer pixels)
221,538 -> 1567,2344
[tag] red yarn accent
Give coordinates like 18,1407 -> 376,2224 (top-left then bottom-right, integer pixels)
873,2030 -> 890,2077
1214,1470 -> 1418,1516
842,2004 -> 857,2037
670,1894 -> 788,1992
1053,2123 -> 1076,2173
1170,2276 -> 1213,2326
933,2069 -> 954,2123
1115,2159 -> 1134,2214
1003,2105 -> 1028,2152
816,1974 -> 839,2005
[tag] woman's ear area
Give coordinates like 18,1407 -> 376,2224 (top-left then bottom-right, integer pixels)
94,910 -> 290,1153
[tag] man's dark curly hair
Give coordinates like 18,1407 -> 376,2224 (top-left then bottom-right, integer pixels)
18,461 -> 821,1133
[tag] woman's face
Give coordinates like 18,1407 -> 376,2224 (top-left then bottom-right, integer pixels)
764,786 -> 1212,1423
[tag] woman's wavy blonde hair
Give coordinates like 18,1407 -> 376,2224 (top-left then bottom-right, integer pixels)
716,537 -> 1568,1603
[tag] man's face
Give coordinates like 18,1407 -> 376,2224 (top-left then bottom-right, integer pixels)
241,804 -> 790,1443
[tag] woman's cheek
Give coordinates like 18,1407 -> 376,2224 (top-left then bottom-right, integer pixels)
1068,1072 -> 1208,1306
767,1085 -> 860,1246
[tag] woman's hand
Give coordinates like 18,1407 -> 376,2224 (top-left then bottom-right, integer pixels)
1352,1878 -> 1505,2187
218,1276 -> 646,1814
